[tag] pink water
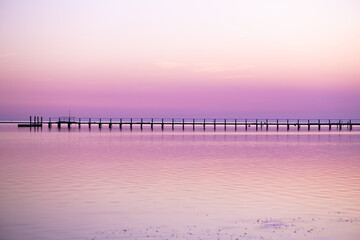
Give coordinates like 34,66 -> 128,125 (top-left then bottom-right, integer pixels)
0,124 -> 360,240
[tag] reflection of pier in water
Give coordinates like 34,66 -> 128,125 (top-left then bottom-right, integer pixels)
13,116 -> 360,131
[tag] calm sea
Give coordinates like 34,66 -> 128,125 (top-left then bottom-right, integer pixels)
0,124 -> 359,240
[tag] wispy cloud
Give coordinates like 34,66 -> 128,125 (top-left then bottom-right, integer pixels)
156,62 -> 182,69
223,74 -> 255,79
194,64 -> 255,73
156,62 -> 256,74
0,52 -> 18,58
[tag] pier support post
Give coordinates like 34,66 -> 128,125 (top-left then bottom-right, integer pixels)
350,120 -> 352,131
256,119 -> 258,131
89,118 -> 91,128
329,120 -> 331,130
193,119 -> 195,131
214,119 -> 216,131
41,117 -> 43,126
172,119 -> 174,131
235,119 -> 237,131
78,118 -> 81,128
162,118 -> 164,131
339,120 -> 342,131
276,119 -> 279,131
99,118 -> 102,129
109,118 -> 112,129
203,119 -> 206,131
130,118 -> 132,130
297,119 -> 300,131
48,118 -> 52,128
183,119 -> 185,131
224,119 -> 227,131
140,118 -> 143,130
245,119 -> 248,131
120,118 -> 122,130
286,119 -> 289,131
151,118 -> 153,131
318,119 -> 321,131
30,116 -> 32,125
58,117 -> 61,129
308,120 -> 310,131
266,119 -> 268,131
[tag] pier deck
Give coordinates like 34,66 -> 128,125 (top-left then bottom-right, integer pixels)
43,117 -> 360,131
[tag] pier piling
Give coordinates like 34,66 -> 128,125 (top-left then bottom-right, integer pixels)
287,119 -> 289,131
266,119 -> 268,131
350,120 -> 352,131
297,119 -> 300,131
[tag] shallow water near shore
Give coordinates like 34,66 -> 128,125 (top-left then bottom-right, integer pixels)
0,124 -> 360,240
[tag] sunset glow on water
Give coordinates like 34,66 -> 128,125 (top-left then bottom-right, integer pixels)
0,125 -> 360,239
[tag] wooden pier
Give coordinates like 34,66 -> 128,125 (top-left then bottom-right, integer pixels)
34,117 -> 360,131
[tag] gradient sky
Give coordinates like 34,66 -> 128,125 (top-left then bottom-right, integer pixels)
0,0 -> 359,119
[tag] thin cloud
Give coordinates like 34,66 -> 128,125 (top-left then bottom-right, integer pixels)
223,74 -> 255,79
194,64 -> 255,73
0,52 -> 18,58
156,62 -> 182,69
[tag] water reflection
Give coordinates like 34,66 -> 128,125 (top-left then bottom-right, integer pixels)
0,125 -> 359,240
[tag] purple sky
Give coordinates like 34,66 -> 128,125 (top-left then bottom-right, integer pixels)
0,0 -> 359,119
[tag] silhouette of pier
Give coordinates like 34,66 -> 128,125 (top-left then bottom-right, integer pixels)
15,116 -> 358,131
18,116 -> 43,127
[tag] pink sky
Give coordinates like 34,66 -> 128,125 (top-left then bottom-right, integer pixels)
0,0 -> 359,119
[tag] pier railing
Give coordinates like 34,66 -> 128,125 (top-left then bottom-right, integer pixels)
34,117 -> 360,131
